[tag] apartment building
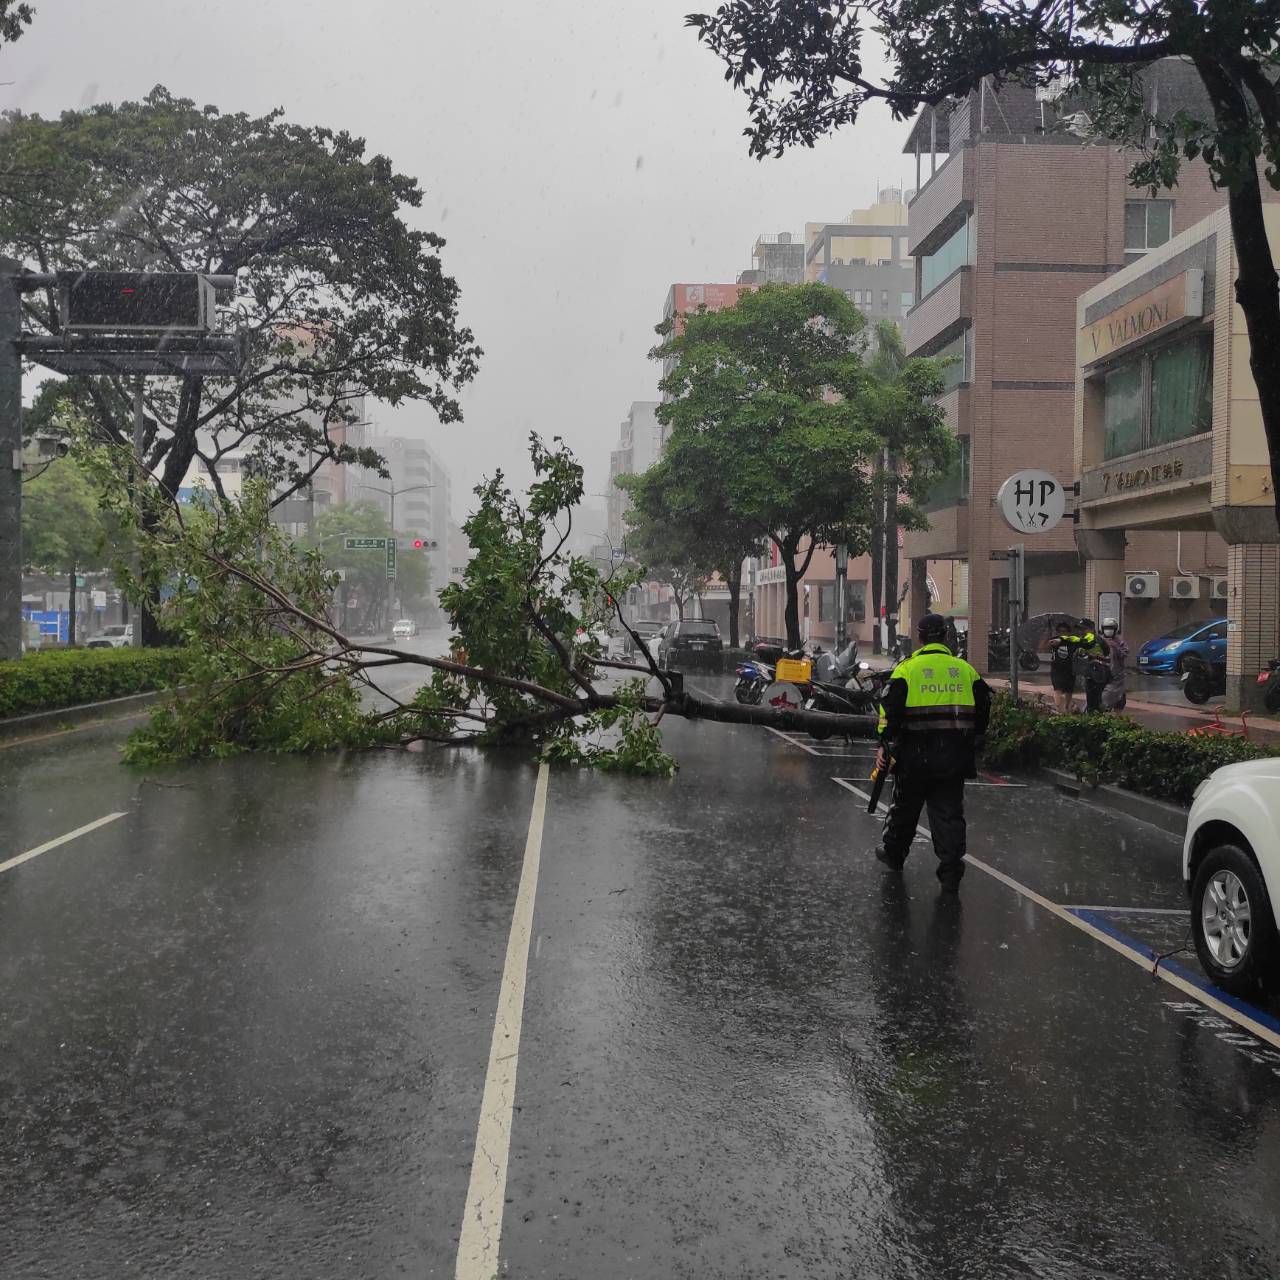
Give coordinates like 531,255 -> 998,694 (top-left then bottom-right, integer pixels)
607,401 -> 662,550
805,188 -> 914,324
900,66 -> 1230,668
738,232 -> 806,285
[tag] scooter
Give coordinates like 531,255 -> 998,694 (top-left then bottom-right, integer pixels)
801,641 -> 884,738
734,641 -> 808,704
988,627 -> 1041,672
1181,650 -> 1227,704
1256,658 -> 1280,713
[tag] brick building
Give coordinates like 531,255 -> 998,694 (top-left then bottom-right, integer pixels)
900,65 -> 1232,669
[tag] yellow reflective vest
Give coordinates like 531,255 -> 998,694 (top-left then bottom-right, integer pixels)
877,642 -> 981,737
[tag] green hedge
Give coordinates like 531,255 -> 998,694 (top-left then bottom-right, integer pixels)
982,691 -> 1278,807
0,648 -> 188,719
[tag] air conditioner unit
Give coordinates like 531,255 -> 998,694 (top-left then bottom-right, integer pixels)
1125,572 -> 1159,600
1169,574 -> 1200,600
1211,577 -> 1229,601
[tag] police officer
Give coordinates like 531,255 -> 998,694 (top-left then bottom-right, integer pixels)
870,612 -> 992,892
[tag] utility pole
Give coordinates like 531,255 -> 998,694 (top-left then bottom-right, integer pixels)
834,542 -> 849,650
131,378 -> 146,647
0,263 -> 22,660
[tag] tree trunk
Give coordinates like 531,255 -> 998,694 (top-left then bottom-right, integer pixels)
1196,59 -> 1280,533
885,455 -> 900,650
67,565 -> 76,646
782,547 -> 801,649
725,558 -> 742,648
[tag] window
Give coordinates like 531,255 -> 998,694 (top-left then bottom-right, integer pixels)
901,291 -> 914,310
936,327 -> 972,392
1101,333 -> 1212,459
880,289 -> 889,308
1150,334 -> 1212,446
919,215 -> 973,296
1207,622 -> 1228,641
1103,362 -> 1143,459
924,436 -> 971,510
818,581 -> 867,622
1124,200 -> 1172,262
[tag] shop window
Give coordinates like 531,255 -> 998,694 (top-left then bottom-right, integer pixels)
1103,362 -> 1143,458
1124,200 -> 1172,263
818,580 -> 868,622
918,215 -> 973,296
1101,332 -> 1213,459
1150,334 -> 1212,446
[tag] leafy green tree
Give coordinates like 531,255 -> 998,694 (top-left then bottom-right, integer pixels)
688,0 -> 1280,531
653,283 -> 952,648
0,86 -> 480,639
21,457 -> 127,644
0,1 -> 32,44
621,457 -> 763,645
618,473 -> 715,621
308,502 -> 430,634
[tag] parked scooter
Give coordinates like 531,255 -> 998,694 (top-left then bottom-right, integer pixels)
801,640 -> 885,738
734,640 -> 807,704
988,627 -> 1042,672
1181,650 -> 1227,704
1256,659 -> 1280,713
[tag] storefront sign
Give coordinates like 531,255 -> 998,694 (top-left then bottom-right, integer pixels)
1102,457 -> 1185,496
996,469 -> 1067,533
1079,270 -> 1204,365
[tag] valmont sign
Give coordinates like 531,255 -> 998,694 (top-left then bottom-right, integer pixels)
1079,270 -> 1204,366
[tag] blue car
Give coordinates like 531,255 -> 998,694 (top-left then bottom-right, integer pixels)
1135,617 -> 1228,675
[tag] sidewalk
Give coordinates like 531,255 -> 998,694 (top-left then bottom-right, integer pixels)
985,674 -> 1280,743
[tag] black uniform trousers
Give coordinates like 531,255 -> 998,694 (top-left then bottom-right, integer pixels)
881,772 -> 968,885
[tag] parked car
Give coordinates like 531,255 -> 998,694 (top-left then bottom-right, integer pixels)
625,619 -> 666,661
1136,617 -> 1227,675
392,619 -> 418,639
657,618 -> 723,669
84,624 -> 133,649
1184,760 -> 1280,994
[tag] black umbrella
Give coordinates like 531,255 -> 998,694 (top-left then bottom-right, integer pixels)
1017,612 -> 1081,651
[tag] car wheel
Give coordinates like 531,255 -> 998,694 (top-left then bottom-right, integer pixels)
1191,844 -> 1279,995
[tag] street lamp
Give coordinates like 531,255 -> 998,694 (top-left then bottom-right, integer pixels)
355,481 -> 435,538
834,542 -> 849,650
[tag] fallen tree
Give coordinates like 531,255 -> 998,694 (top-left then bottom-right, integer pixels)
99,435 -> 876,774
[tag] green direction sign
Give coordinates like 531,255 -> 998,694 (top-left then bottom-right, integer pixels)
386,538 -> 397,581
343,536 -> 387,551
74,574 -> 87,588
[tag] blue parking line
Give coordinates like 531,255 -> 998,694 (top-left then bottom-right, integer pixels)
1070,908 -> 1280,1039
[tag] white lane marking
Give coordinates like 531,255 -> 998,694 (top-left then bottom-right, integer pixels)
831,777 -> 1280,1052
765,726 -> 821,756
1064,905 -> 1186,915
456,763 -> 549,1279
0,812 -> 127,876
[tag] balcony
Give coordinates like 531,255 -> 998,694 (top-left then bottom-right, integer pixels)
905,268 -> 972,356
908,149 -> 972,257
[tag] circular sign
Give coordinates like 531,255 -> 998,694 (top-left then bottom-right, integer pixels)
996,469 -> 1067,534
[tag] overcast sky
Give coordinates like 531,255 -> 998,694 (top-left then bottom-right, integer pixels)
10,1 -> 912,526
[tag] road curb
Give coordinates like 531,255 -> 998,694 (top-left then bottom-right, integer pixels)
1037,766 -> 1187,836
0,687 -> 176,741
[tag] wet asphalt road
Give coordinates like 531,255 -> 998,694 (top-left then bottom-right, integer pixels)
3,669 -> 1280,1277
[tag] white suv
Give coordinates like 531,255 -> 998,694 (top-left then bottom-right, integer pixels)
391,619 -> 418,639
1183,759 -> 1280,994
85,624 -> 133,649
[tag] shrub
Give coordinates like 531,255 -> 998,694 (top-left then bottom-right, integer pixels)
0,647 -> 188,718
982,691 -> 1277,807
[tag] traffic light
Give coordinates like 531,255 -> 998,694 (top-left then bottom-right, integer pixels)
411,539 -> 438,550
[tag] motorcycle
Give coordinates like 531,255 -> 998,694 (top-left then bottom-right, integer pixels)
801,641 -> 885,739
1181,650 -> 1226,704
734,641 -> 808,704
987,627 -> 1041,672
1256,658 -> 1280,713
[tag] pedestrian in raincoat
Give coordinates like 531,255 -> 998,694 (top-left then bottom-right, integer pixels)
1098,617 -> 1128,711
